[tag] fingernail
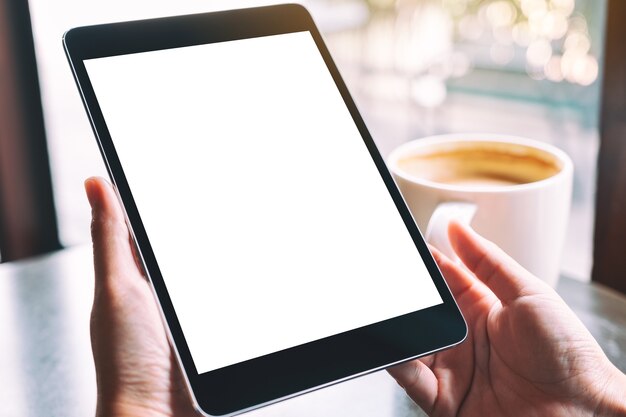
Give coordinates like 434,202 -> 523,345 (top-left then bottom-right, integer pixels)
84,178 -> 99,210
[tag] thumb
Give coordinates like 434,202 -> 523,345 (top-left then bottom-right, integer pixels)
85,177 -> 143,287
388,360 -> 438,414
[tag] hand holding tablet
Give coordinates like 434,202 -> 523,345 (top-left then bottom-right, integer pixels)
66,5 -> 626,417
65,5 -> 465,415
86,177 -> 626,417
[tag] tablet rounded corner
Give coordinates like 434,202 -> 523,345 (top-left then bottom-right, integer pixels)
192,399 -> 220,417
62,28 -> 75,47
455,312 -> 469,346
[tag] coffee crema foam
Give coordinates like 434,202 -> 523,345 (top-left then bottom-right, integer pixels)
397,143 -> 562,188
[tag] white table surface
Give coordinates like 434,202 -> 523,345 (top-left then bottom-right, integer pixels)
0,245 -> 424,417
2,245 -> 625,417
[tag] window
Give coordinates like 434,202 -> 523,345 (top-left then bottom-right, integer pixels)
29,0 -> 605,280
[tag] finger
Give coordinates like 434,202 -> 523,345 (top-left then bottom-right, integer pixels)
85,177 -> 143,286
388,360 -> 438,413
429,244 -> 490,303
448,220 -> 545,304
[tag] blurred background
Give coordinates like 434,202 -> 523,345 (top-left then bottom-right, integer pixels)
24,0 -> 605,280
3,2 -> 626,416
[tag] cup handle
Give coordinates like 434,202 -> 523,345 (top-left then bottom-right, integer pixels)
425,202 -> 477,261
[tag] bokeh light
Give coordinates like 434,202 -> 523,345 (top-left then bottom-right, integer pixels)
544,55 -> 564,81
527,39 -> 553,67
449,0 -> 598,86
486,1 -> 517,27
360,0 -> 598,89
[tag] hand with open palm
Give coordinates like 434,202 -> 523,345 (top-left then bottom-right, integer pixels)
389,221 -> 626,417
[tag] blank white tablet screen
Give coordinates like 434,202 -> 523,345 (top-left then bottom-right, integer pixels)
84,31 -> 443,374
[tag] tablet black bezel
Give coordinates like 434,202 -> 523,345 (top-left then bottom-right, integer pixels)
63,4 -> 467,416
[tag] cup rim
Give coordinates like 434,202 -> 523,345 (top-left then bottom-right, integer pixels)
387,134 -> 574,193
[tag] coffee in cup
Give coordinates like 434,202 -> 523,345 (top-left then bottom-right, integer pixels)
387,134 -> 573,287
396,142 -> 562,187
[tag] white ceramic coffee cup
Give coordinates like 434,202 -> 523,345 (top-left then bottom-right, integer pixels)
387,134 -> 573,287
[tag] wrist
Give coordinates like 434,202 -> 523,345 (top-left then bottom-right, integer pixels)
594,367 -> 626,417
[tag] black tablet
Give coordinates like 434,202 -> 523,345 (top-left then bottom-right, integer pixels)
63,5 -> 466,416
